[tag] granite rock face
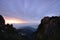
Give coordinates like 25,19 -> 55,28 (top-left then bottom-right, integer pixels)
1,15 -> 60,40
33,16 -> 60,40
0,15 -> 5,25
0,15 -> 20,40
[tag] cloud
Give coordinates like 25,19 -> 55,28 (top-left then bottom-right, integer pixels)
0,0 -> 60,23
44,14 -> 59,17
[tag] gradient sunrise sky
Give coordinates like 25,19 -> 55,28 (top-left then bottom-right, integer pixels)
0,0 -> 60,24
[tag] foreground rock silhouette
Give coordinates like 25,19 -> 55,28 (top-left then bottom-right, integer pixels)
33,16 -> 60,40
1,15 -> 60,40
0,15 -> 34,40
0,15 -> 20,40
0,15 -> 5,25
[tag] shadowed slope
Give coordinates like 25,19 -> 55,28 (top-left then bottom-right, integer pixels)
0,15 -> 20,40
33,16 -> 60,40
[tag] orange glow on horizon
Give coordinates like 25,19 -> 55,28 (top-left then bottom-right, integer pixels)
4,16 -> 28,24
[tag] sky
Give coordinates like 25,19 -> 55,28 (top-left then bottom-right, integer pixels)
0,0 -> 60,24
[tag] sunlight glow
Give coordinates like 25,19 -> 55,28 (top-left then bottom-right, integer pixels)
4,16 -> 28,24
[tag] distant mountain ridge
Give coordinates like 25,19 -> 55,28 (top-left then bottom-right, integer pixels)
13,23 -> 39,29
17,26 -> 36,40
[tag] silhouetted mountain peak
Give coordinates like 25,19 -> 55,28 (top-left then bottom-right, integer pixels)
0,15 -> 5,25
0,15 -> 20,40
33,16 -> 60,40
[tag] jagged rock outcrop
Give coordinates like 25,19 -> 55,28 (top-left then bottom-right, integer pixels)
0,15 -> 5,25
33,16 -> 60,40
0,15 -> 20,40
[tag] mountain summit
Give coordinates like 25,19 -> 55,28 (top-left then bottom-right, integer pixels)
0,15 -> 20,40
33,16 -> 60,40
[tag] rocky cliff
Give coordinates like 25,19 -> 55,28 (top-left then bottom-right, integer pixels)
0,15 -> 20,40
33,16 -> 60,40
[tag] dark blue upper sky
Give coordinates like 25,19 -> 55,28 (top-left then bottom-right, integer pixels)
0,0 -> 60,23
